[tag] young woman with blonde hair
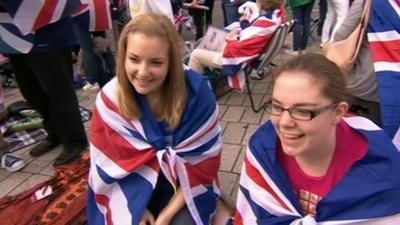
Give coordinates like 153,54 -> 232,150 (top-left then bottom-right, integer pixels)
87,13 -> 222,225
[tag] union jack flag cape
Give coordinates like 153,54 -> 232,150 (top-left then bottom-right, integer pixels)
233,116 -> 400,225
72,0 -> 112,31
222,9 -> 282,91
0,0 -> 81,53
367,0 -> 400,139
87,70 -> 222,225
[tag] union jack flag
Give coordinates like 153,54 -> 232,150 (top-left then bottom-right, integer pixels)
0,0 -> 81,53
87,70 -> 222,225
222,9 -> 282,91
174,8 -> 195,31
72,0 -> 112,31
232,116 -> 400,225
367,0 -> 400,139
1,0 -> 81,35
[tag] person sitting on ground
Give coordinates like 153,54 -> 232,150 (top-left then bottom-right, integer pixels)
87,13 -> 222,225
216,54 -> 400,224
188,0 -> 282,91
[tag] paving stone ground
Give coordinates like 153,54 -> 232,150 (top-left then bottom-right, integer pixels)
0,0 -> 322,206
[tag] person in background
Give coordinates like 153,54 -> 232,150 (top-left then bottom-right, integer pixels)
73,0 -> 116,91
222,0 -> 254,26
286,0 -> 315,55
332,0 -> 380,126
188,0 -> 282,91
221,54 -> 400,224
321,0 -> 349,44
87,13 -> 221,225
0,1 -> 88,166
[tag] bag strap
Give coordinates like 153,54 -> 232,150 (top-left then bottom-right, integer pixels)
354,0 -> 372,57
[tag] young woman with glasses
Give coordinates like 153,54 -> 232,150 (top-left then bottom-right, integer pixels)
224,53 -> 400,224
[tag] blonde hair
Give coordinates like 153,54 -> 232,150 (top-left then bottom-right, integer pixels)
116,13 -> 187,129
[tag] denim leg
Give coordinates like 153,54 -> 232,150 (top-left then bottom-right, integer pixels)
73,25 -> 99,85
300,0 -> 315,50
318,0 -> 327,36
291,6 -> 304,51
223,0 -> 240,26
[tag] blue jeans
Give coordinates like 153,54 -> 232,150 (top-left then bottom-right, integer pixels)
318,0 -> 327,36
222,0 -> 240,26
73,25 -> 115,87
291,0 -> 315,51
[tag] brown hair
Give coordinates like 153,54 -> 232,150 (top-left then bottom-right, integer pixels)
257,0 -> 281,12
272,53 -> 350,103
116,13 -> 187,129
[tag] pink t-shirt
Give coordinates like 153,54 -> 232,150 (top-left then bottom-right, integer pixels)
278,120 -> 368,216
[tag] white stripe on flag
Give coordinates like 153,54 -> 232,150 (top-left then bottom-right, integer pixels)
393,127 -> 400,151
222,55 -> 255,64
246,149 -> 300,216
52,0 -> 68,23
96,92 -> 151,150
343,116 -> 381,131
89,164 -> 133,225
0,26 -> 32,53
368,31 -> 400,42
0,12 -> 13,23
13,0 -> 43,35
90,144 -> 130,179
374,61 -> 400,72
236,190 -> 258,224
389,0 -> 400,17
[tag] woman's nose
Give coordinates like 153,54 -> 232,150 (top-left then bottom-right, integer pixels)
137,62 -> 149,76
279,110 -> 295,127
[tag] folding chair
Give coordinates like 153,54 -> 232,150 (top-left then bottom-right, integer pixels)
245,20 -> 296,113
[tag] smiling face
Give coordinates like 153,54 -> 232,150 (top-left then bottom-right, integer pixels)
271,71 -> 344,158
124,32 -> 170,101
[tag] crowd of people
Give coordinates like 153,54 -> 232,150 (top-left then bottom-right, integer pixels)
0,0 -> 399,225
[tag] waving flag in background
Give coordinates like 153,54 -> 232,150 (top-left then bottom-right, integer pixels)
0,0 -> 81,54
367,0 -> 400,139
72,0 -> 112,31
1,0 -> 81,35
222,9 -> 282,91
87,71 -> 222,225
232,116 -> 400,225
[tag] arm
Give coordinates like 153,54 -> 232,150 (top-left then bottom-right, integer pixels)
333,0 -> 364,41
155,188 -> 185,225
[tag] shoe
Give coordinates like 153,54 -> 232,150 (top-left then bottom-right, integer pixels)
29,140 -> 60,157
53,147 -> 85,166
82,82 -> 100,92
284,49 -> 301,56
1,153 -> 26,172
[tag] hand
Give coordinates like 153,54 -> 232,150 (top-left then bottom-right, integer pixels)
139,209 -> 155,225
226,30 -> 239,41
92,36 -> 109,55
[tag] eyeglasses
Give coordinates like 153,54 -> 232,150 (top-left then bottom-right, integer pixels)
265,101 -> 338,121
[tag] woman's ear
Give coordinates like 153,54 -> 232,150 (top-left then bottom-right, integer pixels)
333,102 -> 349,124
